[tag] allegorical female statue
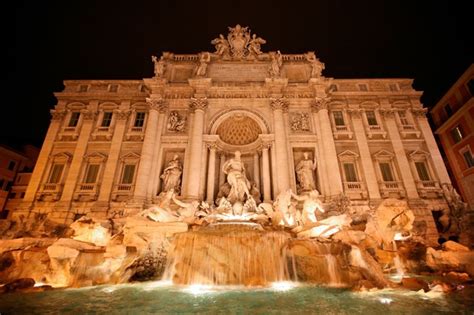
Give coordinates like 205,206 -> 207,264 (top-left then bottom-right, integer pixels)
222,151 -> 251,204
160,154 -> 183,195
295,152 -> 317,193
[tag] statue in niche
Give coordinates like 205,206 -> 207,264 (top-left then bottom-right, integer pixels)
305,52 -> 325,78
211,34 -> 231,57
195,52 -> 211,77
160,155 -> 183,195
222,151 -> 251,204
248,34 -> 266,56
269,50 -> 283,78
167,111 -> 186,132
295,152 -> 317,193
151,55 -> 166,78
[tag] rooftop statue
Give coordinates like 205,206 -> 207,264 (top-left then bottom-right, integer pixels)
211,24 -> 266,60
151,55 -> 166,78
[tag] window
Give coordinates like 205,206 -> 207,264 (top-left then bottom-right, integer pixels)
101,112 -> 113,127
398,111 -> 410,125
68,112 -> 80,127
79,85 -> 89,92
8,192 -> 16,199
379,163 -> 395,182
451,125 -> 464,143
109,84 -> 118,92
358,84 -> 368,91
343,163 -> 358,182
415,162 -> 431,181
7,160 -> 16,171
463,150 -> 474,168
444,104 -> 453,116
366,111 -> 378,126
333,111 -> 345,126
467,79 -> 474,96
16,175 -> 22,183
0,179 -> 4,190
134,112 -> 146,127
121,164 -> 136,184
84,164 -> 100,183
20,192 -> 25,198
48,164 -> 65,184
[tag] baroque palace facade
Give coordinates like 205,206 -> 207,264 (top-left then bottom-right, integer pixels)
13,25 -> 453,243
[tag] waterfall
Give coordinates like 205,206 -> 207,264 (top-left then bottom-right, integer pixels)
392,241 -> 405,280
162,223 -> 296,286
324,254 -> 342,286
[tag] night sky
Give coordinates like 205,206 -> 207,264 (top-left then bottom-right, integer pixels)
2,0 -> 472,148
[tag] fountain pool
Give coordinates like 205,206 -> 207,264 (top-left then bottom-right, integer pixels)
1,281 -> 473,314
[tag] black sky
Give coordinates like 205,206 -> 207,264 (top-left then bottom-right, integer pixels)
2,0 -> 472,148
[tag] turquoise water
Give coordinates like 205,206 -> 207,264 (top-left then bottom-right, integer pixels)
1,281 -> 473,314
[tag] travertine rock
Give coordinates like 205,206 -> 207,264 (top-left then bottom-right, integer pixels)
442,240 -> 469,252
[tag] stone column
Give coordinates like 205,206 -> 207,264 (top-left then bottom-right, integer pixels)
218,152 -> 226,188
312,98 -> 343,196
206,143 -> 217,203
184,97 -> 208,199
413,108 -> 451,184
382,109 -> 419,199
349,109 -> 381,199
97,108 -> 130,203
132,98 -> 163,203
23,108 -> 65,203
60,108 -> 96,202
312,108 -> 330,197
253,152 -> 260,190
261,143 -> 272,202
270,98 -> 291,194
148,105 -> 168,198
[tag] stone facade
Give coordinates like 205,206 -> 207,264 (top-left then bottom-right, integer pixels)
12,25 -> 453,244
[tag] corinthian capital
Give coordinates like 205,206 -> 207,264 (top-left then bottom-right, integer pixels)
380,109 -> 395,118
311,97 -> 330,112
114,109 -> 131,120
50,109 -> 66,120
411,108 -> 427,117
270,98 -> 288,111
81,110 -> 96,120
146,98 -> 167,112
189,97 -> 208,112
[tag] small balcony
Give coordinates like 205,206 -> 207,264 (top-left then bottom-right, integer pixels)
416,180 -> 443,198
36,183 -> 63,201
332,125 -> 353,140
379,181 -> 405,198
342,181 -> 368,199
365,125 -> 387,139
111,184 -> 134,201
73,183 -> 100,201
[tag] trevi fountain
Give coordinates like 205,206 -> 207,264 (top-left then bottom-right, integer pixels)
0,25 -> 473,313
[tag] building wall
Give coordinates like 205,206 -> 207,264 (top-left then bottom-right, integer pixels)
11,53 -> 454,245
431,64 -> 474,209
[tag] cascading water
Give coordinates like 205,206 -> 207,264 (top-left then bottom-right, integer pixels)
324,254 -> 342,286
392,240 -> 405,281
162,223 -> 297,286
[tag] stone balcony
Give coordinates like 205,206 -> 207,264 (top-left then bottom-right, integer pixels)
378,181 -> 406,198
416,180 -> 443,198
111,184 -> 134,201
73,183 -> 100,201
36,183 -> 63,201
332,125 -> 353,140
342,181 -> 368,199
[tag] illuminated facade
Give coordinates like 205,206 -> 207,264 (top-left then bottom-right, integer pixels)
13,25 -> 453,244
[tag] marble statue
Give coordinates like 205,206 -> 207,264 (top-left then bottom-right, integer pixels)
160,155 -> 183,194
291,190 -> 324,226
295,152 -> 317,192
222,151 -> 251,204
248,34 -> 266,56
272,189 -> 297,227
269,50 -> 283,78
195,52 -> 211,77
167,111 -> 186,132
211,34 -> 230,57
151,55 -> 166,78
305,52 -> 325,78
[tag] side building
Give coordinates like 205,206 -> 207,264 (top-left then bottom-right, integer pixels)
11,25 -> 457,245
430,64 -> 474,210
